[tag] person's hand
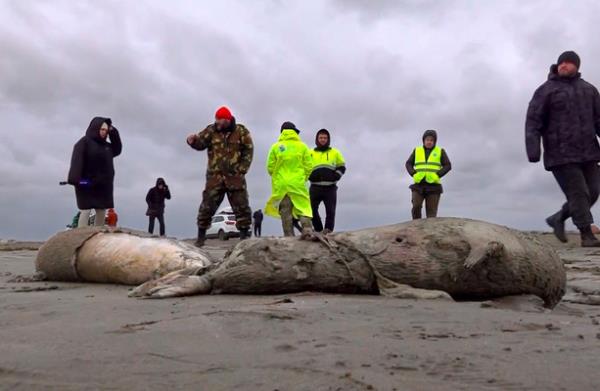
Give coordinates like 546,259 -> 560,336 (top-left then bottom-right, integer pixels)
187,134 -> 197,145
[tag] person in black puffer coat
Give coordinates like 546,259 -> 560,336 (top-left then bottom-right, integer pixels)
68,117 -> 122,227
526,51 -> 600,247
146,178 -> 171,236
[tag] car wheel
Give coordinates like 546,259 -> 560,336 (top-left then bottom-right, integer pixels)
218,230 -> 229,241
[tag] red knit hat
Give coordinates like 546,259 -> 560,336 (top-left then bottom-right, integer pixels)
215,106 -> 233,120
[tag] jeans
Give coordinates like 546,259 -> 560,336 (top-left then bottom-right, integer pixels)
253,223 -> 262,237
149,214 -> 166,236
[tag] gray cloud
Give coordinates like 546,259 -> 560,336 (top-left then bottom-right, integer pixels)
1,0 -> 600,240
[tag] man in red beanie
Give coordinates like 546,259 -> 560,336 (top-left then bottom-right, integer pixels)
187,106 -> 254,247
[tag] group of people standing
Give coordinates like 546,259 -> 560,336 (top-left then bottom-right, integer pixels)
65,105 -> 453,244
185,107 -> 451,246
66,50 -> 600,248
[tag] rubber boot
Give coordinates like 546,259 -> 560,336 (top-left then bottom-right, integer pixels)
546,211 -> 567,243
580,226 -> 600,247
195,227 -> 206,248
239,228 -> 250,240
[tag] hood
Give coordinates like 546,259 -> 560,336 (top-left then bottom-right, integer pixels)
279,129 -> 302,142
548,64 -> 581,81
156,177 -> 166,187
85,117 -> 111,142
315,128 -> 331,151
422,129 -> 438,145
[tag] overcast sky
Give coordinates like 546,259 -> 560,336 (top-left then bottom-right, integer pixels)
2,0 -> 600,240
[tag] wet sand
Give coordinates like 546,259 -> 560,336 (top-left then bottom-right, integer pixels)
1,236 -> 600,390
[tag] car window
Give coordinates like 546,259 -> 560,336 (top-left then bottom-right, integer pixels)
213,216 -> 224,223
227,216 -> 236,221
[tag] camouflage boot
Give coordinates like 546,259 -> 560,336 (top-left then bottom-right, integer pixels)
195,227 -> 207,248
239,229 -> 250,240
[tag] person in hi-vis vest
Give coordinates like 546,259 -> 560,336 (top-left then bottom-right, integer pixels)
405,130 -> 452,219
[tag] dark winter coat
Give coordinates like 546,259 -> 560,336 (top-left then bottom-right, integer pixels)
145,178 -> 171,217
526,65 -> 600,170
253,210 -> 264,224
68,117 -> 122,210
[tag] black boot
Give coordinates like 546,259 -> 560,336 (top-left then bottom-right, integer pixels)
195,227 -> 206,247
546,211 -> 567,243
239,228 -> 250,240
580,226 -> 600,247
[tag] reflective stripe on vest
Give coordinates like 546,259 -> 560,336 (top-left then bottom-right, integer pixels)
413,146 -> 442,184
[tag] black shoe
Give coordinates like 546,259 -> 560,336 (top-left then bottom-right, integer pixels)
195,228 -> 206,248
239,229 -> 250,240
546,213 -> 567,243
580,226 -> 600,247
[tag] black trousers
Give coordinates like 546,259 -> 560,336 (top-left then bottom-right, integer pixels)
253,223 -> 262,237
149,214 -> 166,236
551,162 -> 600,229
310,185 -> 337,232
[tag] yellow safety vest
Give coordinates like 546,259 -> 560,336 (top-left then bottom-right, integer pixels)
413,146 -> 442,184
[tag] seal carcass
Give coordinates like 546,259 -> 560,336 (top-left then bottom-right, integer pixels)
36,227 -> 212,285
131,218 -> 566,308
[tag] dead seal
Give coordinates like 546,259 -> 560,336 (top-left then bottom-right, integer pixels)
131,218 -> 566,308
36,227 -> 213,285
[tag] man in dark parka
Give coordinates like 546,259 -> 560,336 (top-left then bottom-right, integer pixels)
253,209 -> 263,237
526,51 -> 600,247
68,117 -> 122,227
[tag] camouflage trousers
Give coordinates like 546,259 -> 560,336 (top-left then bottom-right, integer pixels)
279,195 -> 312,237
197,175 -> 252,230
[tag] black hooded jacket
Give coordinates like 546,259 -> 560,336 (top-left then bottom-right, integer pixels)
405,130 -> 451,194
68,117 -> 122,209
308,129 -> 347,185
146,178 -> 171,216
526,64 -> 600,170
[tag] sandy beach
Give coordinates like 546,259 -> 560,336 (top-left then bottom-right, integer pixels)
1,235 -> 600,390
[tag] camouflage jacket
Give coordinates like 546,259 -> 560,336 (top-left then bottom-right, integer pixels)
190,120 -> 254,180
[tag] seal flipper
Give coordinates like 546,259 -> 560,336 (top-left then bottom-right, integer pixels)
464,241 -> 505,269
129,267 -> 212,298
375,271 -> 452,301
